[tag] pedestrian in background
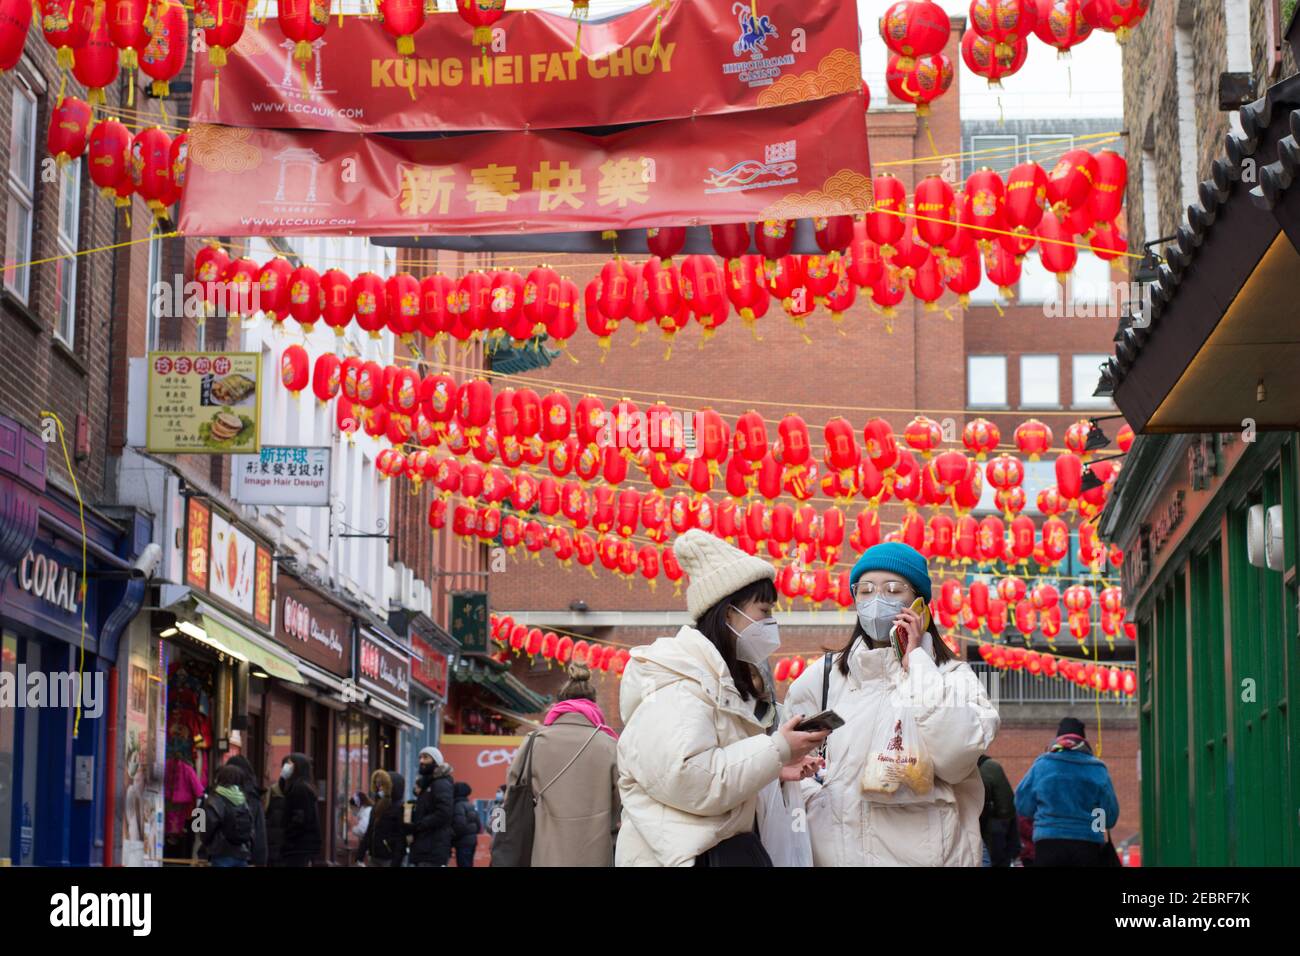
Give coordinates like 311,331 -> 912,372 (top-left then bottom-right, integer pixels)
199,765 -> 255,868
349,791 -> 372,863
410,747 -> 455,867
264,774 -> 286,867
1015,717 -> 1120,866
361,770 -> 408,867
224,755 -> 268,866
278,753 -> 321,867
499,662 -> 622,867
452,782 -> 481,867
978,754 -> 1018,867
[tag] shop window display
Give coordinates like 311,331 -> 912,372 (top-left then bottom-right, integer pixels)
164,653 -> 217,861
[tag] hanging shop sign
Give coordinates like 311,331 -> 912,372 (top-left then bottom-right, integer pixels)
179,93 -> 872,237
146,352 -> 262,455
450,591 -> 489,656
410,633 -> 449,700
184,497 -> 274,628
357,627 -> 411,707
275,574 -> 353,678
232,446 -> 331,507
191,0 -> 860,134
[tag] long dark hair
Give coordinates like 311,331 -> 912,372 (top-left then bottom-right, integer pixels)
835,617 -> 955,676
695,577 -> 778,702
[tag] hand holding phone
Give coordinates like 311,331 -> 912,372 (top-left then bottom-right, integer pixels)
890,597 -> 931,661
794,710 -> 846,733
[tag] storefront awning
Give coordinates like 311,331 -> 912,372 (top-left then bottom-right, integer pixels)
453,658 -> 550,715
365,694 -> 424,731
196,603 -> 304,684
1105,78 -> 1300,433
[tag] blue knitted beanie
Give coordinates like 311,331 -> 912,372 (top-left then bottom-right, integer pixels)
849,542 -> 932,601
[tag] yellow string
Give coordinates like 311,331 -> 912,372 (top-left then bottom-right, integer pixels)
39,411 -> 90,739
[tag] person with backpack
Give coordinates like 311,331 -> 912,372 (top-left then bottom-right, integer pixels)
1015,718 -> 1121,866
199,765 -> 255,867
451,782 -> 481,867
360,769 -> 408,867
978,754 -> 1019,867
278,753 -> 321,867
410,747 -> 455,867
224,755 -> 268,866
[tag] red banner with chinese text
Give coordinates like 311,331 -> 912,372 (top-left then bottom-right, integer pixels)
189,0 -> 862,133
178,93 -> 872,237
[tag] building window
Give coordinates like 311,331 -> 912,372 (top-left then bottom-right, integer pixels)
1020,354 -> 1060,408
968,355 -> 1008,407
1025,133 -> 1072,168
1066,253 -> 1116,307
1141,145 -> 1161,245
146,237 -> 163,351
968,134 -> 1018,177
1174,2 -> 1200,214
54,159 -> 81,346
4,82 -> 39,302
1072,354 -> 1115,409
1018,253 -> 1059,306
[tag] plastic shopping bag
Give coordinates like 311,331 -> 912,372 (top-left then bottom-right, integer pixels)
860,710 -> 934,800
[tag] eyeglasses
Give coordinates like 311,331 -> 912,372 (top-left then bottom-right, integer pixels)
850,580 -> 915,599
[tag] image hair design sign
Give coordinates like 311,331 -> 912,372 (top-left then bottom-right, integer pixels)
233,446 -> 331,507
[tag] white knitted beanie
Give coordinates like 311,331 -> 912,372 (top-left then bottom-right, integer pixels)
673,529 -> 776,621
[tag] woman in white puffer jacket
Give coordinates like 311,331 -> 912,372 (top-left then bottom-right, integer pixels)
786,542 -> 1000,866
615,530 -> 828,867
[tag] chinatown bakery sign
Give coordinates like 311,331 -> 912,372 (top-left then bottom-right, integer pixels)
275,575 -> 352,678
357,628 -> 409,707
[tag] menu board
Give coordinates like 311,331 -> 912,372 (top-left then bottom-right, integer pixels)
185,499 -> 274,628
146,352 -> 261,454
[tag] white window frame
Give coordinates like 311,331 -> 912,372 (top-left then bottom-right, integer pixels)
1072,354 -> 1115,409
54,159 -> 82,347
5,81 -> 39,303
968,355 -> 1008,408
146,237 -> 163,351
968,134 -> 1019,177
1020,354 -> 1061,409
1174,3 -> 1200,214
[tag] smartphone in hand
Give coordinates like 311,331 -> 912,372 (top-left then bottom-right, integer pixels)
794,710 -> 846,733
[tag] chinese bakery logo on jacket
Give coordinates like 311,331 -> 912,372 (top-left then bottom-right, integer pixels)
704,139 -> 799,194
722,2 -> 794,89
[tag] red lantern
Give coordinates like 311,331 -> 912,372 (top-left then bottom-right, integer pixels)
754,219 -> 796,269
1088,149 -> 1127,226
680,255 -> 729,338
1041,516 -> 1069,563
350,272 -> 388,338
1037,212 -> 1078,282
129,127 -> 172,217
881,1 -> 950,70
1081,0 -> 1150,42
646,226 -> 686,264
48,96 -> 91,166
850,509 -> 881,552
1033,0 -> 1093,55
1055,453 -> 1084,500
1015,419 -> 1053,460
457,0 -> 504,47
315,268 -> 352,335
969,0 -> 1039,60
384,272 -> 421,342
1003,162 -> 1047,233
194,0 -> 248,72
276,0 -> 329,83
41,0 -> 94,70
280,345 -> 309,396
961,29 -> 1028,87
904,416 -> 942,460
254,258 -> 292,326
846,220 -> 884,289
139,0 -> 187,97
71,12 -> 119,105
885,52 -> 954,116
814,215 -> 854,256
1046,147 -> 1099,218
1,0 -> 33,74
378,0 -> 423,55
311,353 -> 340,404
1010,515 -> 1035,561
867,174 -> 908,254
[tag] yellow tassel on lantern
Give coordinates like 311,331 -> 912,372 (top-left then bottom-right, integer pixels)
398,34 -> 414,56
473,26 -> 492,45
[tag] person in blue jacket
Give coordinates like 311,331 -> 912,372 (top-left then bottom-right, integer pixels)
1014,717 -> 1119,866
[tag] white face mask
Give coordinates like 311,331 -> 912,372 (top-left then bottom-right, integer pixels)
856,597 -> 935,656
280,764 -> 293,780
728,605 -> 781,665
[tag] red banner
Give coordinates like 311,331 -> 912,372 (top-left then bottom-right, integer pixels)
189,0 -> 862,133
178,93 -> 871,237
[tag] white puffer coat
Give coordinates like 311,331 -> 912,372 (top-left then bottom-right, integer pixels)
615,626 -> 792,867
785,642 -> 999,867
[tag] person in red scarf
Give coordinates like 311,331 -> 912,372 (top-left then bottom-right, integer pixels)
496,662 -> 620,866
